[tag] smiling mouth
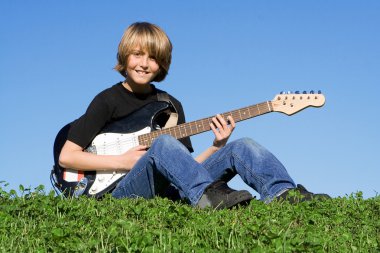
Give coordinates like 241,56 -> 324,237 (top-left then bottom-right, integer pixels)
136,70 -> 149,75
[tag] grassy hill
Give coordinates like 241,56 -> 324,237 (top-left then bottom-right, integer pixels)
0,184 -> 379,252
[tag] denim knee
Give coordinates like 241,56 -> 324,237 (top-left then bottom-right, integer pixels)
232,137 -> 257,147
151,135 -> 189,153
230,137 -> 267,157
231,137 -> 259,149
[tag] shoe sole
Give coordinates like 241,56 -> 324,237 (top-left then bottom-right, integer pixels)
216,191 -> 253,210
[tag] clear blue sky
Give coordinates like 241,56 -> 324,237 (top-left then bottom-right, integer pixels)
1,1 -> 379,199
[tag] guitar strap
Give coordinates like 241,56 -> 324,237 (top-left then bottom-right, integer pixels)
156,90 -> 178,128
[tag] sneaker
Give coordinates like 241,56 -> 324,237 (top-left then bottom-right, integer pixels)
276,184 -> 331,204
197,180 -> 254,210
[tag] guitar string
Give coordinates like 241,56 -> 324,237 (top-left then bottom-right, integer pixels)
92,99 -> 286,152
94,102 -> 274,152
89,95 -> 318,153
91,95 -> 320,152
90,102 -> 274,153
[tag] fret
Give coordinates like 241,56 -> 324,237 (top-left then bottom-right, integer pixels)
186,124 -> 192,136
175,127 -> 181,138
238,109 -> 242,121
151,131 -> 157,142
244,108 -> 250,120
180,124 -> 187,138
200,119 -> 205,132
198,122 -> 203,132
251,105 -> 258,117
240,109 -> 247,120
190,123 -> 195,133
267,101 -> 273,112
190,123 -> 197,135
250,105 -> 258,117
168,127 -> 175,138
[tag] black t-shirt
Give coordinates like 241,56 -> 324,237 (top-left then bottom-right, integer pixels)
67,82 -> 193,152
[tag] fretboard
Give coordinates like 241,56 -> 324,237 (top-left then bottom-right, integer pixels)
138,101 -> 273,147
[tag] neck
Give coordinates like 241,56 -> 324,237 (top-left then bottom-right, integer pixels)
122,79 -> 152,94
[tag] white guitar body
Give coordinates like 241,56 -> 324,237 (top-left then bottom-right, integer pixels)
61,127 -> 151,196
85,127 -> 151,195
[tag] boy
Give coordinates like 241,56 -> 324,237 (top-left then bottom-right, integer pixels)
58,22 -> 329,208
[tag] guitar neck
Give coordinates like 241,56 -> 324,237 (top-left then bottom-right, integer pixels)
138,101 -> 273,147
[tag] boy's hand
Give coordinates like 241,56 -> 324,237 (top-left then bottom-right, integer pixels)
210,114 -> 235,149
120,145 -> 147,169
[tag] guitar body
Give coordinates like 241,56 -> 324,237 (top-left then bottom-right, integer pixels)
52,101 -> 172,198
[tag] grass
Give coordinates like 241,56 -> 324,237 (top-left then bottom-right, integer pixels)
0,184 -> 379,252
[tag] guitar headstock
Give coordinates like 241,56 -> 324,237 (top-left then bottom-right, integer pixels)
272,90 -> 325,115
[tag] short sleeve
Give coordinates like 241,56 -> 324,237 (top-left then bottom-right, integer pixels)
67,92 -> 112,148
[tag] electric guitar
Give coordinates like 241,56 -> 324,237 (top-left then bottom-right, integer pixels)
52,91 -> 325,198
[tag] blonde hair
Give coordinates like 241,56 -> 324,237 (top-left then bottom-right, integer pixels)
114,22 -> 172,82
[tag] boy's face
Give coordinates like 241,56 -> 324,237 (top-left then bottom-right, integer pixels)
126,48 -> 160,86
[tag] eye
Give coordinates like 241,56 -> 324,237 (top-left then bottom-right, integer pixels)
149,56 -> 157,62
131,51 -> 143,57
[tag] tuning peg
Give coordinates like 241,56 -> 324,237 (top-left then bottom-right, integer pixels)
318,90 -> 322,94
287,91 -> 292,94
310,90 -> 314,94
280,91 -> 285,94
295,91 -> 300,94
303,91 -> 307,94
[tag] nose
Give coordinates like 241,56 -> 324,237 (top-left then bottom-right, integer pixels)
139,55 -> 149,68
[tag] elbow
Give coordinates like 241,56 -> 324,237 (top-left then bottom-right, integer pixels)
58,152 -> 70,169
58,140 -> 81,169
58,155 -> 67,169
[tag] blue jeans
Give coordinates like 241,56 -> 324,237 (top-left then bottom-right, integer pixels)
112,135 -> 296,205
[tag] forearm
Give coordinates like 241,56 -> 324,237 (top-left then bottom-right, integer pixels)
59,140 -> 133,171
195,146 -> 220,163
59,150 -> 128,171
